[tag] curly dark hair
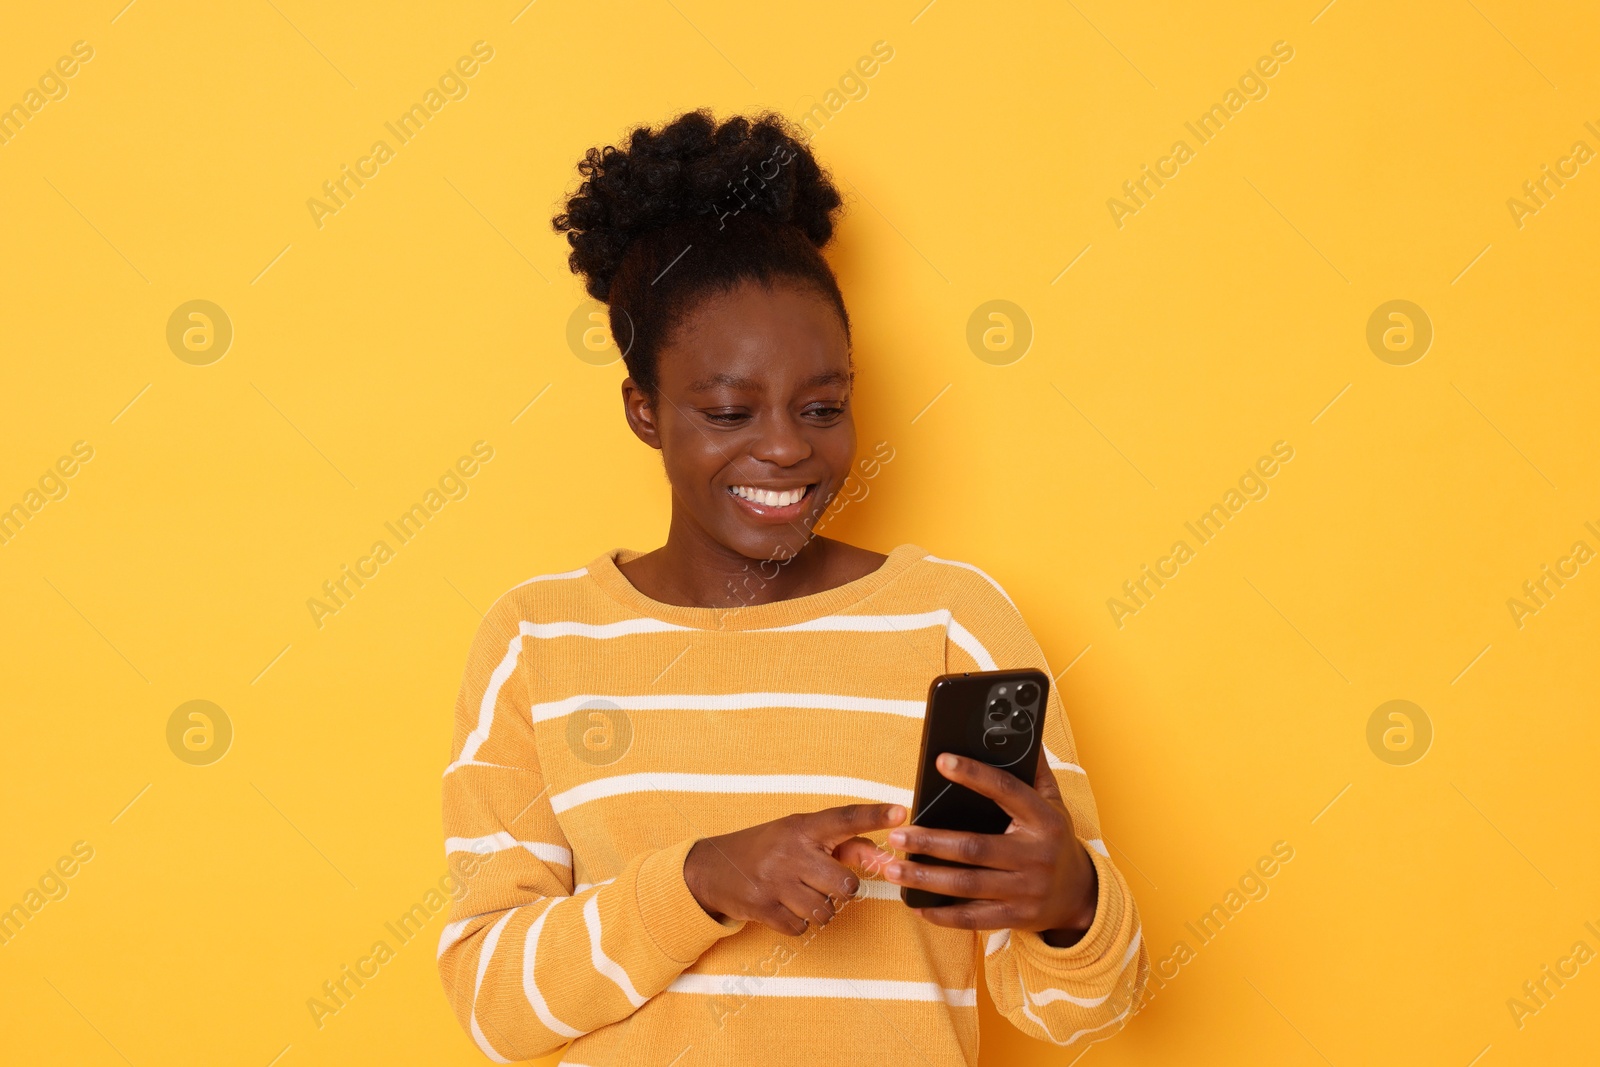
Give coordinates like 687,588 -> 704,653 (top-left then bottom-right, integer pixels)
552,109 -> 850,397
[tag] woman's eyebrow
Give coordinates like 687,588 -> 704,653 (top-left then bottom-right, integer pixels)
803,371 -> 850,388
686,371 -> 849,392
687,372 -> 760,392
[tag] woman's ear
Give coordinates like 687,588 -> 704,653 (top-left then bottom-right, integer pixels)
620,378 -> 663,450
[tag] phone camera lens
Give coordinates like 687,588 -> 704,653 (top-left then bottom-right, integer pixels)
1016,683 -> 1039,705
989,697 -> 1011,717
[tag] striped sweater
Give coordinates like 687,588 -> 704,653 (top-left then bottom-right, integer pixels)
438,542 -> 1147,1065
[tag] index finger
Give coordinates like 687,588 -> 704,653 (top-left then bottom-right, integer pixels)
804,802 -> 907,847
931,753 -> 1046,826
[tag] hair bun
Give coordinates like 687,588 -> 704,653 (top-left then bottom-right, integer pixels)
553,109 -> 843,302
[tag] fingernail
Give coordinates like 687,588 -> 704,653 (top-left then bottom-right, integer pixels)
888,829 -> 906,847
886,862 -> 902,879
938,753 -> 957,771
887,805 -> 906,823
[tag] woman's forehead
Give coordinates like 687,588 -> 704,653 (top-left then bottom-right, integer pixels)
657,283 -> 851,391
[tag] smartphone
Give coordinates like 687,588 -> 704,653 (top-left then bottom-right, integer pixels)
902,668 -> 1050,908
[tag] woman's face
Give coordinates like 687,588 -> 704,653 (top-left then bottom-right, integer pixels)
622,279 -> 855,563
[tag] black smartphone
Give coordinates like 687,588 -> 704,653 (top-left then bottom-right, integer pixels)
902,668 -> 1050,908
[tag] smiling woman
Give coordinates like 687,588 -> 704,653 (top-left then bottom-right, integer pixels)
434,110 -> 1147,1066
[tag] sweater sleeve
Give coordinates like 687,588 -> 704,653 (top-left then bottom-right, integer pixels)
437,593 -> 746,1062
940,564 -> 1149,1049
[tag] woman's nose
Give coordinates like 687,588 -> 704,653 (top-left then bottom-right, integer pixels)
747,413 -> 813,467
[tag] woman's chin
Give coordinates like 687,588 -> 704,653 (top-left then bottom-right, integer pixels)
720,524 -> 817,565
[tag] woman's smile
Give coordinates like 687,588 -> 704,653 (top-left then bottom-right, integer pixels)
725,481 -> 818,522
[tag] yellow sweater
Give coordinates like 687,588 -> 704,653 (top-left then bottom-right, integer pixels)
438,543 -> 1147,1065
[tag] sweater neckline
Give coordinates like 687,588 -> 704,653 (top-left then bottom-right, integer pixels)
584,542 -> 926,631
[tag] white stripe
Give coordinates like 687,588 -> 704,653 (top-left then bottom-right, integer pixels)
1028,985 -> 1108,1008
469,912 -> 515,1062
1086,838 -> 1109,857
522,618 -> 691,640
523,899 -> 586,1039
852,878 -> 902,901
512,609 -> 993,663
438,917 -> 474,959
946,617 -> 998,671
442,758 -> 524,776
769,609 -> 997,670
531,691 -> 925,724
524,609 -> 955,642
1044,746 -> 1086,774
511,566 -> 588,589
1022,929 -> 1142,1010
769,609 -> 951,637
469,989 -> 513,1061
550,773 -> 912,815
573,877 -> 615,893
991,923 -> 1139,974
453,571 -> 587,776
922,554 -> 1016,607
1121,925 -> 1143,969
454,630 -> 527,767
583,895 -> 647,1007
666,973 -> 976,1006
449,563 -> 588,771
446,833 -> 572,866
1021,973 -> 1132,1047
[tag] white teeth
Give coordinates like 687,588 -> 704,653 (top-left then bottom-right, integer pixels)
731,485 -> 807,507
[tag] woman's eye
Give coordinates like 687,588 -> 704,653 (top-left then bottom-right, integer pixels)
701,404 -> 844,424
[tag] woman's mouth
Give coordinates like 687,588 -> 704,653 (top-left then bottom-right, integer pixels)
726,483 -> 817,522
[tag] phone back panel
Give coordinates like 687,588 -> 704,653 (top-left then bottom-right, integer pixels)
903,668 -> 1050,908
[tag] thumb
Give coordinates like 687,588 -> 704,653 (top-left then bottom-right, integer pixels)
1033,752 -> 1062,803
833,836 -> 896,878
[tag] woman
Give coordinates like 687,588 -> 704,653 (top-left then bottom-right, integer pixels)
438,110 -> 1146,1065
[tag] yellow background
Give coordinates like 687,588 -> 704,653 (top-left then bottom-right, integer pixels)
3,1 -> 1597,1064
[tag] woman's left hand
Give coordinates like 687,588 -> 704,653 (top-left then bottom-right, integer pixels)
876,752 -> 1099,945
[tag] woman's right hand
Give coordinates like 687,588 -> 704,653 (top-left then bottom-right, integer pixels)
683,803 -> 906,935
